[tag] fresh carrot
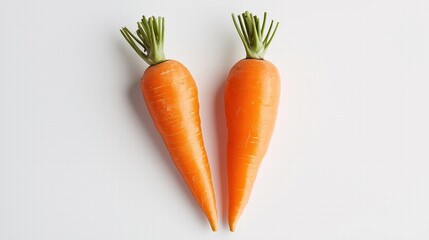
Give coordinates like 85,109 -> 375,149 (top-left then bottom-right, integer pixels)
120,16 -> 218,231
225,11 -> 280,231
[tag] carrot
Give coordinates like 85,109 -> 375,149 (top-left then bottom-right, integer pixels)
120,16 -> 218,231
225,11 -> 280,231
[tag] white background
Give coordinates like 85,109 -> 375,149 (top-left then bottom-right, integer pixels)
1,0 -> 429,239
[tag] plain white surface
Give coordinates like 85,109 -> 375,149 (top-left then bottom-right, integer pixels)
1,0 -> 429,239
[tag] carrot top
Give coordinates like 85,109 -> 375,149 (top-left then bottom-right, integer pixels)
120,16 -> 166,65
232,11 -> 279,60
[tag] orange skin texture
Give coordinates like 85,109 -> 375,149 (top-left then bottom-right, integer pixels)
225,59 -> 280,231
141,60 -> 218,231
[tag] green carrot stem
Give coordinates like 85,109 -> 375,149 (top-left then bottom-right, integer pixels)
120,16 -> 166,65
231,11 -> 279,59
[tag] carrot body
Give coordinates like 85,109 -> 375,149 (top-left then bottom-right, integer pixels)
141,60 -> 218,230
225,59 -> 280,231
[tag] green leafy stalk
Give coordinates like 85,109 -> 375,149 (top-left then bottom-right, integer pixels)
120,16 -> 166,65
232,11 -> 279,59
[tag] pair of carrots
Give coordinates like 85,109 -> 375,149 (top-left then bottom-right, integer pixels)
120,11 -> 280,232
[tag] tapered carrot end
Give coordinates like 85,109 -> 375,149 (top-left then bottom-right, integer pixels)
210,221 -> 218,232
229,214 -> 239,232
207,213 -> 218,231
205,207 -> 218,231
229,222 -> 236,232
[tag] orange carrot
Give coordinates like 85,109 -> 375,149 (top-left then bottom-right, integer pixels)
120,16 -> 218,231
225,11 -> 280,231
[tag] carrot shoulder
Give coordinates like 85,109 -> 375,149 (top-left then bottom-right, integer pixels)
226,12 -> 280,231
121,16 -> 218,231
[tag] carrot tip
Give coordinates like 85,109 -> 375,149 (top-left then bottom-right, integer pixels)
210,223 -> 218,232
229,223 -> 236,232
209,217 -> 218,232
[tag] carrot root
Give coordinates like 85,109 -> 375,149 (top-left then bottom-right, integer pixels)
225,59 -> 280,231
142,60 -> 218,231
